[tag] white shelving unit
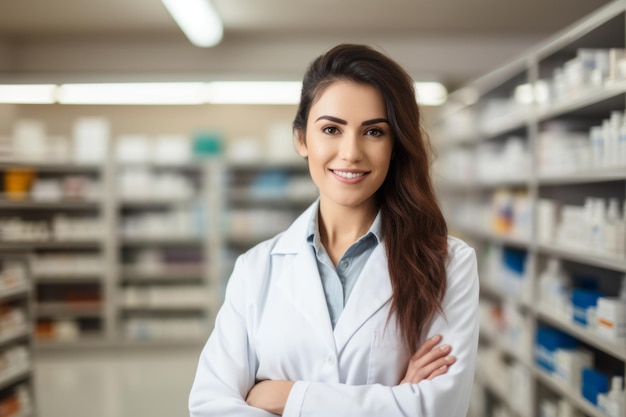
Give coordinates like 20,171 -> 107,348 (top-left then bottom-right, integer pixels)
220,160 -> 317,289
436,1 -> 626,416
0,253 -> 37,416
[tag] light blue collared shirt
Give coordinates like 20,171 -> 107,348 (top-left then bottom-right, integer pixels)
306,202 -> 382,328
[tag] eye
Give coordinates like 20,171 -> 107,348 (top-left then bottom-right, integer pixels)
365,127 -> 385,137
322,126 -> 340,135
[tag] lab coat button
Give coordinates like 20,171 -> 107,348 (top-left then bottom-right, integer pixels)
326,355 -> 336,366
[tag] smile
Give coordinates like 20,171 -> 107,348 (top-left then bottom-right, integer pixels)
332,170 -> 367,179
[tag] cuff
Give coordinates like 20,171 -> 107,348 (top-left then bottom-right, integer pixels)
282,381 -> 311,417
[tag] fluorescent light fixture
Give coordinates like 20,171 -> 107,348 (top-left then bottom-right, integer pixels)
57,83 -> 206,105
0,84 -> 57,104
414,82 -> 447,106
205,81 -> 302,105
161,0 -> 223,48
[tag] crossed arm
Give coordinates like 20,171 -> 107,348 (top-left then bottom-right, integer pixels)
246,333 -> 456,415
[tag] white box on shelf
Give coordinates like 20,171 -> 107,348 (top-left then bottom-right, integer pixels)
73,117 -> 110,164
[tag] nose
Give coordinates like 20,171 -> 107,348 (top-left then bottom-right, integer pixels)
339,132 -> 363,162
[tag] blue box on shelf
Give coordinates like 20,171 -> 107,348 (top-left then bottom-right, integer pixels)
571,288 -> 604,326
535,327 -> 578,373
581,368 -> 609,406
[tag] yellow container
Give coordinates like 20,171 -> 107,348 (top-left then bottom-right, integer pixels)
4,169 -> 35,201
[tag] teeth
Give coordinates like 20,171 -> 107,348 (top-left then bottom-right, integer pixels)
334,170 -> 365,179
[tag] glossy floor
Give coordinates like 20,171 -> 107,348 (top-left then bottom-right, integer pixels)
35,345 -> 203,417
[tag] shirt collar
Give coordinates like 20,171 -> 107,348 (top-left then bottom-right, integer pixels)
306,200 -> 382,246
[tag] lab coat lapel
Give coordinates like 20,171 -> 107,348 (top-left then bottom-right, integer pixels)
273,204 -> 337,354
333,244 -> 392,354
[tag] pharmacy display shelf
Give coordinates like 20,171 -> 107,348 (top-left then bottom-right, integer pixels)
0,287 -> 30,303
450,225 -> 532,249
120,268 -> 204,282
34,303 -> 103,318
473,177 -> 531,189
120,305 -> 207,313
436,2 -> 626,415
0,241 -> 103,250
0,253 -> 36,415
480,112 -> 530,139
119,238 -> 204,247
534,368 -> 610,417
117,198 -> 199,208
537,168 -> 626,185
537,243 -> 626,272
479,281 -> 533,310
228,191 -> 315,207
535,84 -> 626,122
479,329 -> 533,368
0,329 -> 30,347
0,161 -> 102,173
0,199 -> 101,210
537,306 -> 626,361
474,369 -> 532,417
33,275 -> 103,284
0,367 -> 31,393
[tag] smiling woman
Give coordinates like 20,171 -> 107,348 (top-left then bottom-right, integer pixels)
188,43 -> 479,417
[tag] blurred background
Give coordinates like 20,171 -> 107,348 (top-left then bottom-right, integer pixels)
0,1 -> 625,417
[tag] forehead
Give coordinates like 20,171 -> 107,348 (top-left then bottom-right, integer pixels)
309,80 -> 387,121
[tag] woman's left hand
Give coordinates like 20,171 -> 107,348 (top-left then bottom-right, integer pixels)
246,380 -> 295,415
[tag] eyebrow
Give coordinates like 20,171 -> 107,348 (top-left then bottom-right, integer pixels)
315,115 -> 389,126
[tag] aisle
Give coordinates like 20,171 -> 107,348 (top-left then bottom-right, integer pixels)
34,345 -> 203,417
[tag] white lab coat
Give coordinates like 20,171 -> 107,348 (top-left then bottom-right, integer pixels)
189,203 -> 479,417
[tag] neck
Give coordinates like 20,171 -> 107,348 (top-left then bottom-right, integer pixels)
318,200 -> 378,258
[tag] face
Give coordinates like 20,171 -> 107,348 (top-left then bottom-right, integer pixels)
296,80 -> 394,212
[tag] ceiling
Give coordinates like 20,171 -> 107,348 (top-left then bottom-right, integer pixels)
0,0 -> 615,89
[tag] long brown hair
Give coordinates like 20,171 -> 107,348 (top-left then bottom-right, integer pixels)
293,44 -> 448,352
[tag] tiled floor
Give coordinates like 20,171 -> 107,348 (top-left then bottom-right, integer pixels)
34,345 -> 204,417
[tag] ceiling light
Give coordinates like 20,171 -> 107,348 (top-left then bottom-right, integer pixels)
57,83 -> 206,105
205,82 -> 302,105
414,82 -> 448,106
161,0 -> 223,48
0,84 -> 57,104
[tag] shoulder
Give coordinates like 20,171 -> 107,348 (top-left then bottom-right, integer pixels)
446,235 -> 476,261
445,235 -> 479,291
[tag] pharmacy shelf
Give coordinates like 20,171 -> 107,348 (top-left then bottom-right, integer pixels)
474,370 -> 532,417
118,198 -> 199,208
537,168 -> 626,185
537,242 -> 626,272
0,199 -> 101,210
121,305 -> 207,313
0,287 -> 30,302
537,306 -> 626,361
0,367 -> 32,392
0,329 -> 30,347
479,281 -> 532,310
535,84 -> 626,122
480,112 -> 530,139
436,2 -> 626,415
34,303 -> 103,318
33,275 -> 102,283
0,161 -> 102,173
450,225 -> 532,249
0,241 -> 103,250
479,329 -> 533,367
0,253 -> 36,414
119,238 -> 203,247
534,368 -> 610,417
120,267 -> 204,282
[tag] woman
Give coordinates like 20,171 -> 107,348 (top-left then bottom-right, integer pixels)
189,44 -> 479,417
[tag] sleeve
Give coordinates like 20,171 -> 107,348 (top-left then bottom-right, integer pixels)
188,255 -> 276,417
282,245 -> 480,417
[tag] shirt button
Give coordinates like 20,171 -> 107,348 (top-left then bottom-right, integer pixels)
326,355 -> 336,366
339,260 -> 349,269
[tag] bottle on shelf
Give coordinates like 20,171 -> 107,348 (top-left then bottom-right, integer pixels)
538,258 -> 571,317
604,198 -> 626,257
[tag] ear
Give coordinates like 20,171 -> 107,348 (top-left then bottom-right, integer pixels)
295,130 -> 308,158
